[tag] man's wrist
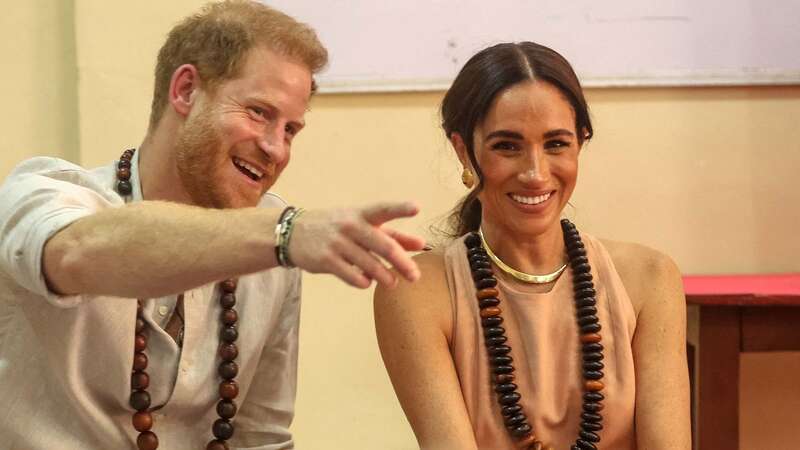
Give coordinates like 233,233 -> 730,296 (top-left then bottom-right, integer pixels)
274,206 -> 304,268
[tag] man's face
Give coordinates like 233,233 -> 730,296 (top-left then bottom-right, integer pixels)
175,46 -> 312,208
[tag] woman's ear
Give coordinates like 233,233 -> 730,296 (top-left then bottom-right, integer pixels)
168,64 -> 202,117
578,126 -> 591,153
451,132 -> 478,189
450,132 -> 470,168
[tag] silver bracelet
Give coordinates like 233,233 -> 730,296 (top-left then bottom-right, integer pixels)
274,206 -> 304,268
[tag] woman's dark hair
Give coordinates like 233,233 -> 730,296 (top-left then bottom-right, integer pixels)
441,42 -> 593,236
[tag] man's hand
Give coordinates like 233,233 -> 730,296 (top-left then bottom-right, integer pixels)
288,202 -> 425,288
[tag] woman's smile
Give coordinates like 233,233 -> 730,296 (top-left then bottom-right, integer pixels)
509,190 -> 554,207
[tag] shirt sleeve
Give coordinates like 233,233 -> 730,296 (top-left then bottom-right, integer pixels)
231,271 -> 302,450
0,157 -> 120,308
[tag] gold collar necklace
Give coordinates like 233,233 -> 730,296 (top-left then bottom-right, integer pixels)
477,228 -> 567,284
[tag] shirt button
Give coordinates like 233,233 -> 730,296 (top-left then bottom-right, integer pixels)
158,305 -> 169,316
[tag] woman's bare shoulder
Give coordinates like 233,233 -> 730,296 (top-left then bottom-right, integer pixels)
378,248 -> 449,296
598,238 -> 683,314
374,247 -> 454,335
599,238 -> 676,270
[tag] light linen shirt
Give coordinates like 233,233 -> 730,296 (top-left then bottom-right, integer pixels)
0,153 -> 301,450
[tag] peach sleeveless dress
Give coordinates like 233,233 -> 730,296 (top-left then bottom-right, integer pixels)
444,233 -> 637,449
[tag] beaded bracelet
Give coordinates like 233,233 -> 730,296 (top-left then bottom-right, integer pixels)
274,206 -> 305,267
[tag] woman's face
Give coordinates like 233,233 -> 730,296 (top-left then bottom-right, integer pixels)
464,80 -> 581,238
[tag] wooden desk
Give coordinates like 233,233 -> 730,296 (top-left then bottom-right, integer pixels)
684,274 -> 800,450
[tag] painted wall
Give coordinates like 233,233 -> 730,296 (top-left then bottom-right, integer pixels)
2,2 -> 798,448
0,0 -> 79,177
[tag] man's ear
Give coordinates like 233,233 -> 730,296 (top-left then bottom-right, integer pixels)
450,132 -> 471,168
168,64 -> 201,117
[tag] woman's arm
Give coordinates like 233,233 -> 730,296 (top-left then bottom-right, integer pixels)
613,243 -> 691,449
374,251 -> 478,450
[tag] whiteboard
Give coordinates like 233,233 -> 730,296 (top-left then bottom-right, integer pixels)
266,0 -> 800,92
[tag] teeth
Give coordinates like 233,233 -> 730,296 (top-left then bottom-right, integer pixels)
511,192 -> 551,205
234,157 -> 263,179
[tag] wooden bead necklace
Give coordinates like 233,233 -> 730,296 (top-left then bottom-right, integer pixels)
464,219 -> 605,450
116,149 -> 241,450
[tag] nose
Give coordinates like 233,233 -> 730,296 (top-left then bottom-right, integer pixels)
257,123 -> 289,165
517,149 -> 549,184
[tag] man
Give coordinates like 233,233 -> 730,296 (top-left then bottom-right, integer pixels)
0,2 -> 423,449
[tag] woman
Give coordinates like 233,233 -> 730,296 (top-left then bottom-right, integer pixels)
374,42 -> 690,450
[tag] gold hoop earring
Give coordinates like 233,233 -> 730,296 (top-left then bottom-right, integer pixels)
461,167 -> 475,189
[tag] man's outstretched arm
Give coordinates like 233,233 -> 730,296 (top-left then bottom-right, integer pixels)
43,201 -> 424,299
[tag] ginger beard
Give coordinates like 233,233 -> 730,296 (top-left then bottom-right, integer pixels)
174,103 -> 274,209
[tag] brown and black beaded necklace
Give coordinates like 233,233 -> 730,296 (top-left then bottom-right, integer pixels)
116,148 -> 240,450
464,219 -> 604,450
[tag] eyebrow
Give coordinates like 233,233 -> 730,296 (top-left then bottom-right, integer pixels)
485,128 -> 575,141
543,129 -> 575,139
485,130 -> 524,141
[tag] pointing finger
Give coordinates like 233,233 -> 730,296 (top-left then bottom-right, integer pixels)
341,223 -> 420,282
382,227 -> 427,252
361,202 -> 419,226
